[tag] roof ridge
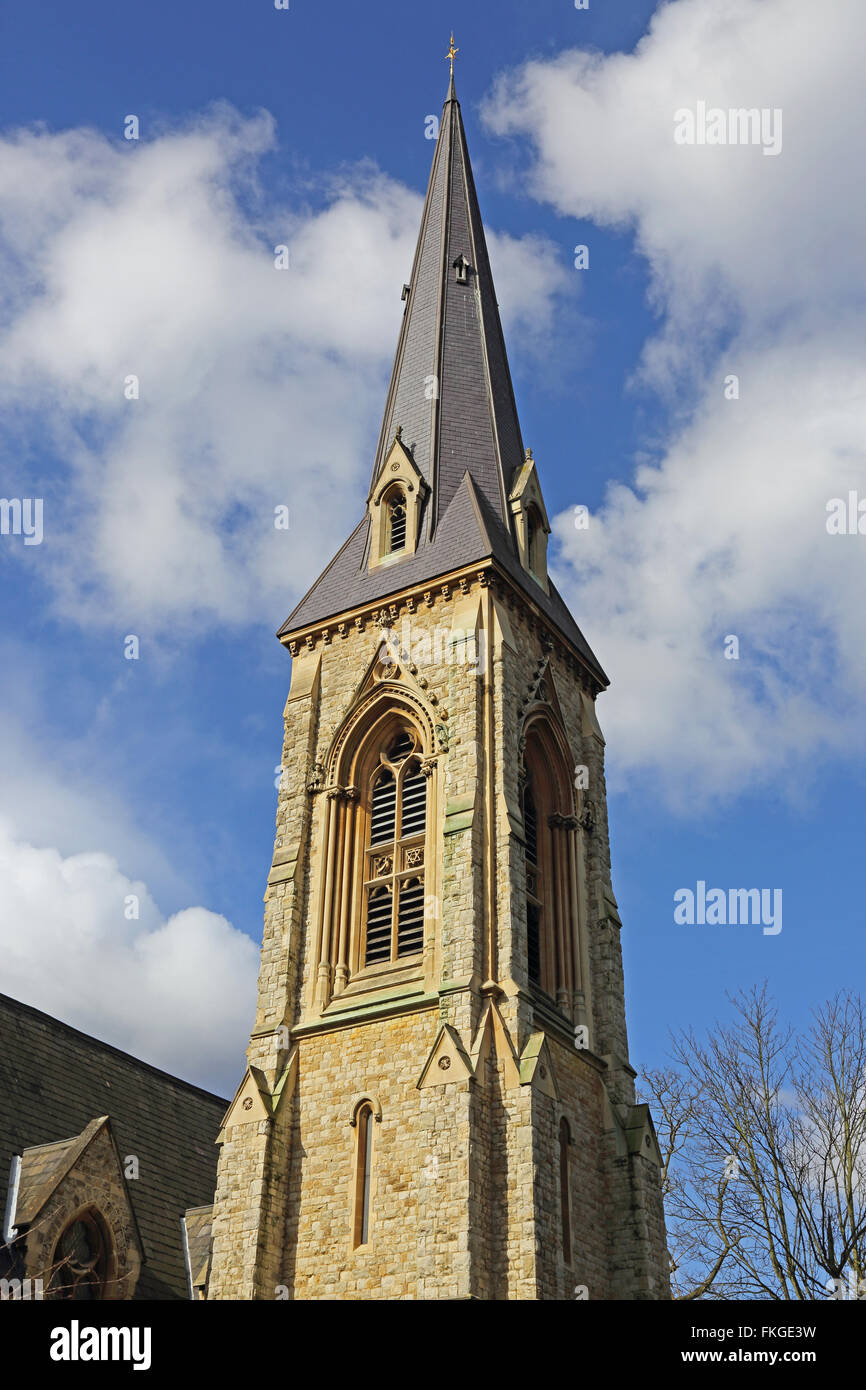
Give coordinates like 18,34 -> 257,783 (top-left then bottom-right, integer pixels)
459,470 -> 493,551
0,992 -> 228,1105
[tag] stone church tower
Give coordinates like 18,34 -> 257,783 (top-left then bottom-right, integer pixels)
207,70 -> 669,1302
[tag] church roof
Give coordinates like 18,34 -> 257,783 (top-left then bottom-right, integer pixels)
0,993 -> 226,1300
279,75 -> 606,685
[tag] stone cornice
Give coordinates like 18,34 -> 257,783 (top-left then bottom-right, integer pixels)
278,561 -> 605,697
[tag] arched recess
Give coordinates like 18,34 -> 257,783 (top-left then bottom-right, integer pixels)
310,684 -> 440,1012
351,1101 -> 376,1248
526,503 -> 545,578
520,710 -> 591,1033
47,1206 -> 114,1301
559,1117 -> 573,1266
348,1092 -> 383,1125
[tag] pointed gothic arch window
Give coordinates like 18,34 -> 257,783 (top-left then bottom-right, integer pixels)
523,784 -> 542,985
526,505 -> 541,575
559,1118 -> 573,1265
47,1210 -> 110,1300
352,1102 -> 375,1247
363,727 -> 427,966
312,703 -> 435,1011
521,720 -> 577,1008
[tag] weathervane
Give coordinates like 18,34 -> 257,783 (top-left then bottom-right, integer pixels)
446,32 -> 459,77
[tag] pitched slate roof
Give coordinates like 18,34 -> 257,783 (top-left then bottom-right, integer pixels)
0,993 -> 226,1300
369,73 -> 523,530
279,76 -> 607,684
281,473 -> 605,681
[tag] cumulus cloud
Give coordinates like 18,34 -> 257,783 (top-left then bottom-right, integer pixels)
0,105 -> 569,632
0,820 -> 257,1094
0,696 -> 189,902
0,105 -> 572,1082
485,0 -> 866,803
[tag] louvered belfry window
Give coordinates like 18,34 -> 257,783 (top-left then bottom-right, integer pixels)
363,728 -> 427,966
386,490 -> 407,553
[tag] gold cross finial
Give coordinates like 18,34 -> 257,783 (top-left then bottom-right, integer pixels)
446,33 -> 459,77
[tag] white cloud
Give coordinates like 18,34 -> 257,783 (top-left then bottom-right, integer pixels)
0,820 -> 257,1094
0,108 -> 572,1086
0,687 -> 191,903
485,0 -> 866,802
0,106 -> 568,633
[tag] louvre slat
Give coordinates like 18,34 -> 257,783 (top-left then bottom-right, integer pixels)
370,772 -> 396,844
388,498 -> 407,552
397,878 -> 425,957
365,885 -> 393,964
390,512 -> 406,550
389,731 -> 414,761
524,791 -> 538,865
365,935 -> 391,964
400,770 -> 426,837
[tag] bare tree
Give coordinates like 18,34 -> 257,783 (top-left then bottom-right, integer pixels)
641,985 -> 866,1300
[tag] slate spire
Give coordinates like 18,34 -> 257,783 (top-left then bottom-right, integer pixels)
279,71 -> 606,684
368,72 -> 525,537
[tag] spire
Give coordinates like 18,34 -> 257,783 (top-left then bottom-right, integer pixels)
279,60 -> 607,686
367,56 -> 525,537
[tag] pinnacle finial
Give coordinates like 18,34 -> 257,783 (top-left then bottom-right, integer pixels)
446,32 -> 459,78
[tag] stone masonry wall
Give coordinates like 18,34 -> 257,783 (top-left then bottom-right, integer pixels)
207,570 -> 670,1300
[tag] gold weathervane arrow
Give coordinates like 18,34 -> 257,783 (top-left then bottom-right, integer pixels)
446,33 -> 459,77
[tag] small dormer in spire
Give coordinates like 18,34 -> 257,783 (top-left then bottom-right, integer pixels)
510,448 -> 552,592
367,428 -> 428,570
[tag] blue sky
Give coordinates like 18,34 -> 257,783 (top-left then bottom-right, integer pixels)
0,0 -> 863,1095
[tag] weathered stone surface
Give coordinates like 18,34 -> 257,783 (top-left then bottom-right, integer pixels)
207,578 -> 670,1301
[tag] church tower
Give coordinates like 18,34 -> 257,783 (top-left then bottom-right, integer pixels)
206,63 -> 670,1302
